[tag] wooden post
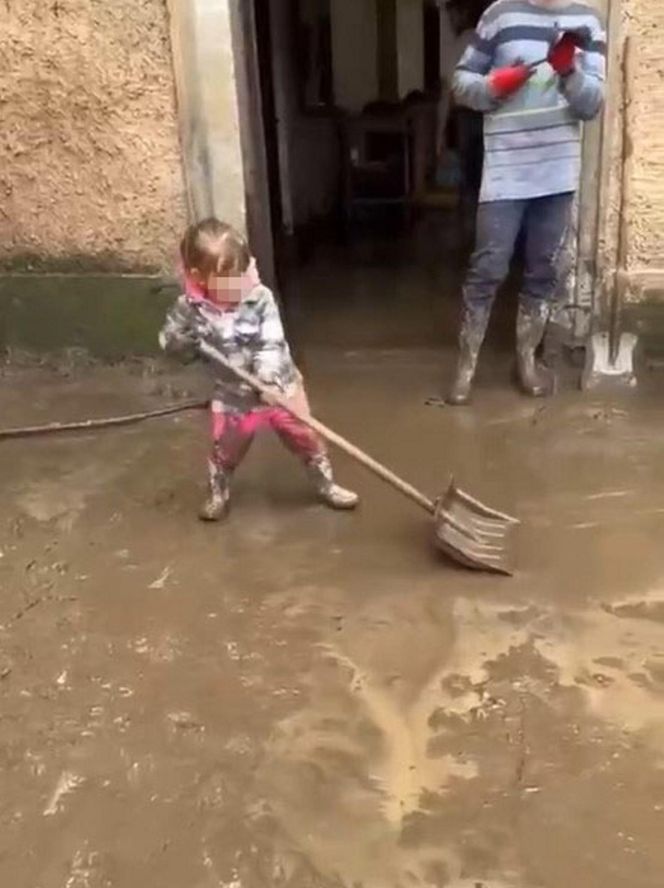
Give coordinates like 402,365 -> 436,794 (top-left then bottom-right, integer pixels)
568,0 -> 613,344
227,0 -> 278,292
590,0 -> 623,336
610,35 -> 634,363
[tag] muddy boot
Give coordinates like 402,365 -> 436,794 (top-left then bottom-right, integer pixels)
199,467 -> 231,522
447,304 -> 491,406
515,302 -> 555,398
306,455 -> 359,510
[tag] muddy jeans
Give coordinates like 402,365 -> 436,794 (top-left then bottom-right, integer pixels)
463,193 -> 573,314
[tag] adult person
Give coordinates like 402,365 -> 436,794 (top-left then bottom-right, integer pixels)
446,0 -> 606,405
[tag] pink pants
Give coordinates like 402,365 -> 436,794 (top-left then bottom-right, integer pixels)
210,387 -> 325,473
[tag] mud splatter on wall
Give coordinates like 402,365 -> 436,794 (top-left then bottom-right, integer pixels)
0,0 -> 187,272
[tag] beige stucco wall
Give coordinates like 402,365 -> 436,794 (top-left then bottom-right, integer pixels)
1,0 -> 187,272
624,0 -> 664,275
600,0 -> 664,301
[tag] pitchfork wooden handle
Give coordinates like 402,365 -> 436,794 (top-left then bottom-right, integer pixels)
198,341 -> 437,515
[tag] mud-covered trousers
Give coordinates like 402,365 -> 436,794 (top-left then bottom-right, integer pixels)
208,387 -> 326,489
463,192 -> 574,315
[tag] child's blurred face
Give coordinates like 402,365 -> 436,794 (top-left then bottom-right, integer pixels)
190,268 -> 244,308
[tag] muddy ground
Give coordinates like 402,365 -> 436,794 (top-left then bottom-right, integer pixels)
1,343 -> 663,888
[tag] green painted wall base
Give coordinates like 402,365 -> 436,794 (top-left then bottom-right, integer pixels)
0,275 -> 178,359
2,275 -> 663,366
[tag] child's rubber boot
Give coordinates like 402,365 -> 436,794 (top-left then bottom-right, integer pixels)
199,489 -> 230,522
307,455 -> 359,511
199,467 -> 231,522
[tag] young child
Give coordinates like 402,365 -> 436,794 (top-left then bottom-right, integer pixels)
159,218 -> 359,521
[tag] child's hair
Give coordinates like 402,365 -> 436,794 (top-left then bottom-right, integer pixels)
181,218 -> 251,276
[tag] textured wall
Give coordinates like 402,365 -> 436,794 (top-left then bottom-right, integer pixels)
601,0 -> 664,299
1,0 -> 187,272
624,0 -> 664,272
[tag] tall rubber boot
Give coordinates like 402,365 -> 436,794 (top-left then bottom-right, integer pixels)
515,302 -> 555,398
199,463 -> 231,522
306,455 -> 359,510
446,304 -> 492,406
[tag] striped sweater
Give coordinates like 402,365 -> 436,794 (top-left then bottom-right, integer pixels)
453,0 -> 606,203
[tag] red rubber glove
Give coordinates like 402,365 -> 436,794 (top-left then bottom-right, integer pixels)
488,64 -> 532,99
548,32 -> 580,75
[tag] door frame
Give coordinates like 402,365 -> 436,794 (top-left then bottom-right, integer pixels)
225,0 -> 620,347
566,0 -> 621,344
228,0 -> 278,291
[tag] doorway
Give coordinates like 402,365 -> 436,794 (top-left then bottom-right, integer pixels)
235,0 -> 601,362
242,0 -> 485,352
252,0 -> 283,266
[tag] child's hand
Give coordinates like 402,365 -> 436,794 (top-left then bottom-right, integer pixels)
260,386 -> 283,407
286,383 -> 312,419
193,316 -> 214,343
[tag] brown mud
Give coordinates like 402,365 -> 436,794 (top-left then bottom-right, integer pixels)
1,345 -> 664,888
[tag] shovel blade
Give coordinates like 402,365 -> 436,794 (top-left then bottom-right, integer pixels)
434,481 -> 519,575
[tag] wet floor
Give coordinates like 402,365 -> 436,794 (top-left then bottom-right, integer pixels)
1,336 -> 663,888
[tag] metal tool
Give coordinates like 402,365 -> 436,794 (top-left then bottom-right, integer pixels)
199,341 -> 519,575
582,36 -> 638,389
